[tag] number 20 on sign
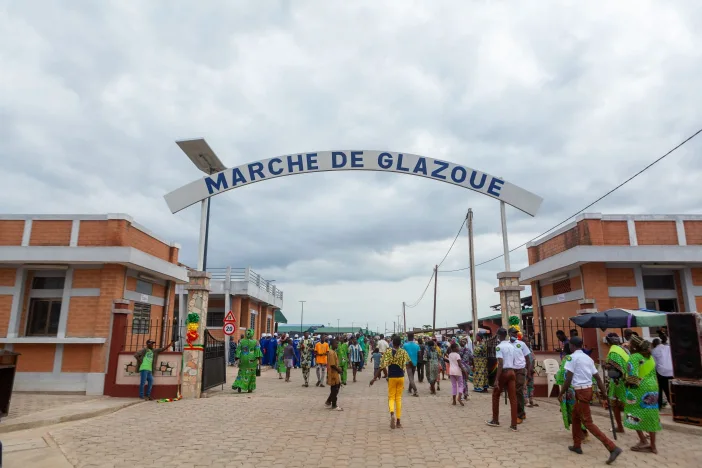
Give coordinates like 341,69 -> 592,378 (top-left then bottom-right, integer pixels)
223,322 -> 236,336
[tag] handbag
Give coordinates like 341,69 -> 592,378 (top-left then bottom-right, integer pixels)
256,364 -> 261,377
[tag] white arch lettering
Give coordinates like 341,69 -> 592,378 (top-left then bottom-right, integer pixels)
164,150 -> 543,216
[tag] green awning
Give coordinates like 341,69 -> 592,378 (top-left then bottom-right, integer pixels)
274,309 -> 288,324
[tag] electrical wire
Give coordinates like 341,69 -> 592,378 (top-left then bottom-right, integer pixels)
438,126 -> 702,273
404,269 -> 434,308
437,218 -> 465,268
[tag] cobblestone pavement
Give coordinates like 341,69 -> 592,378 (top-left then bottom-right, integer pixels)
49,369 -> 701,468
5,393 -> 99,420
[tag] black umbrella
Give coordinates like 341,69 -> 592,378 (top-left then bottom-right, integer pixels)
569,308 -> 667,329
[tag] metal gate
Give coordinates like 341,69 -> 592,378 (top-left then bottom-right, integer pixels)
202,329 -> 226,391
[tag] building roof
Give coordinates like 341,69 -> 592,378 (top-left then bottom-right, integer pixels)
274,309 -> 287,324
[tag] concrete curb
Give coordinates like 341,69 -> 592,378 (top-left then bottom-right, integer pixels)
536,397 -> 702,436
0,400 -> 142,434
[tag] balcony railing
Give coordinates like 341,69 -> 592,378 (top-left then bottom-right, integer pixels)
207,267 -> 283,301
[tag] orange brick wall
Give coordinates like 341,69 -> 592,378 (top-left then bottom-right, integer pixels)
14,344 -> 55,372
581,263 -> 610,311
126,276 -> 137,291
72,269 -> 102,289
91,265 -> 126,373
540,301 -> 581,322
152,283 -> 166,298
77,220 -> 108,246
697,297 -> 702,311
127,226 -> 171,261
66,297 -> 100,337
0,296 -> 12,337
635,221 -> 678,245
606,268 -> 636,287
684,221 -> 702,245
0,220 -> 25,246
61,345 -> 92,372
0,268 -> 17,287
691,268 -> 702,286
602,221 -> 630,245
610,297 -> 639,309
29,220 -> 72,246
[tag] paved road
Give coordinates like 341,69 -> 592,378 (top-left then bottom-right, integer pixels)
46,368 -> 700,468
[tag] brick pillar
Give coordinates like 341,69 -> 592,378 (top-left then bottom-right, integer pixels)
103,299 -> 130,397
181,271 -> 210,399
495,272 -> 525,325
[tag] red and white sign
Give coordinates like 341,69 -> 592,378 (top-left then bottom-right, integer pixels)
223,322 -> 236,336
224,311 -> 236,323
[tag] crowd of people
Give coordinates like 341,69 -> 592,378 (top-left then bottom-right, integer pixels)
224,325 -> 673,465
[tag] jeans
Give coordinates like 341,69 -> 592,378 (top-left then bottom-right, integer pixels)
406,364 -> 418,394
139,370 -> 153,398
388,377 -> 404,418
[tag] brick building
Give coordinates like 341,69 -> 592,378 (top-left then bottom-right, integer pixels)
520,213 -> 702,361
0,214 -> 186,394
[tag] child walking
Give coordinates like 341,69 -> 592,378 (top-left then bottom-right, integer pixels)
372,348 -> 382,375
447,343 -> 465,406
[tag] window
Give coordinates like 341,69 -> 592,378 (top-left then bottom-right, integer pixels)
249,313 -> 256,334
135,280 -> 153,295
26,298 -> 62,336
32,276 -> 65,290
266,318 -> 272,333
132,302 -> 151,334
552,279 -> 572,295
643,275 -> 675,290
207,311 -> 224,328
646,299 -> 678,313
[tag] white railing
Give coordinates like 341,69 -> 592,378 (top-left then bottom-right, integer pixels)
207,267 -> 283,301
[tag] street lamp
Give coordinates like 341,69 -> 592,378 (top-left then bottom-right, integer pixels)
299,301 -> 306,334
175,138 -> 227,271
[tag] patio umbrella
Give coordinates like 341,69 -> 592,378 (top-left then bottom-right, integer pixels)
570,308 -> 668,329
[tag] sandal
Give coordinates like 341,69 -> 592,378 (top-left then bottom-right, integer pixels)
631,445 -> 653,453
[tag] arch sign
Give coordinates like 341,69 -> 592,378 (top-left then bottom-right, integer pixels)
164,150 -> 543,216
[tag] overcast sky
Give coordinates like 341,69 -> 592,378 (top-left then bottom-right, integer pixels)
2,1 -> 701,332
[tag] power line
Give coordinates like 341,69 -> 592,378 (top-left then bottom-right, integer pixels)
438,126 -> 702,274
437,218 -> 465,267
404,269 -> 435,308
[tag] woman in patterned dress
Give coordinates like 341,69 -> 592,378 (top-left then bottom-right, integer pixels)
458,337 -> 473,399
232,328 -> 262,393
276,335 -> 288,379
624,337 -> 661,454
425,340 -> 440,394
472,333 -> 489,392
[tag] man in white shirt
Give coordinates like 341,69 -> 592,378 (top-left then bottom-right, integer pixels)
485,328 -> 519,431
509,327 -> 533,424
560,337 -> 622,464
651,336 -> 673,408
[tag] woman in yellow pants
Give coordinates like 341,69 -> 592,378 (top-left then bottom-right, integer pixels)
370,336 -> 411,429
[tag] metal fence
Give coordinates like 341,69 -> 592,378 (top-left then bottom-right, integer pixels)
526,316 -> 586,353
121,319 -> 186,353
207,267 -> 283,301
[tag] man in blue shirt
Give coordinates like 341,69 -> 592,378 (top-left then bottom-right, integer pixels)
403,332 -> 420,397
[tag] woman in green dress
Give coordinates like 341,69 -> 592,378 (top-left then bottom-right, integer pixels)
338,336 -> 349,385
232,329 -> 262,393
276,335 -> 288,379
605,333 -> 629,433
472,333 -> 489,392
624,337 -> 661,454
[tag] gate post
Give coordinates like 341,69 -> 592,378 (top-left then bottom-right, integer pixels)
181,271 -> 210,399
495,272 -> 525,325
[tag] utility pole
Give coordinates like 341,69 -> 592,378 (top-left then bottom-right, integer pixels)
299,301 -> 306,335
467,209 -> 479,342
402,302 -> 406,333
432,265 -> 438,330
393,321 -> 396,333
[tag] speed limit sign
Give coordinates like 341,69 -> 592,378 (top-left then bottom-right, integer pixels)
223,322 -> 236,336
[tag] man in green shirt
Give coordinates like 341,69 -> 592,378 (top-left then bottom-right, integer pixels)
134,339 -> 174,400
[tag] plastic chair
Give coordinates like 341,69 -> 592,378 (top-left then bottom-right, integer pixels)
543,358 -> 560,398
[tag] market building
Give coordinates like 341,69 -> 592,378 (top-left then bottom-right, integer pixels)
520,213 -> 702,361
0,214 -> 185,395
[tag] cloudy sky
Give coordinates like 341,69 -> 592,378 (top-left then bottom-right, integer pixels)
2,1 -> 701,332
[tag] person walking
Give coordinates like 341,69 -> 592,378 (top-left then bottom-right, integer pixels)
134,339 -> 174,400
604,333 -> 629,433
416,337 -> 426,383
447,343 -> 465,406
276,334 -> 288,380
624,337 -> 662,454
651,336 -> 673,409
232,329 -> 263,393
425,339 -> 440,394
402,332 -> 420,397
338,335 -> 350,385
228,336 -> 237,366
560,337 -> 622,464
509,327 -> 532,423
485,328 -> 519,431
299,331 -> 315,387
370,336 -> 411,429
314,336 -> 329,387
324,339 -> 343,411
283,337 -> 295,382
458,337 -> 473,399
472,333 -> 489,392
348,338 -> 363,382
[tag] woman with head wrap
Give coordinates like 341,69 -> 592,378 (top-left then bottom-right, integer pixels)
472,333 -> 489,392
232,328 -> 263,393
604,333 -> 628,433
624,336 -> 661,453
